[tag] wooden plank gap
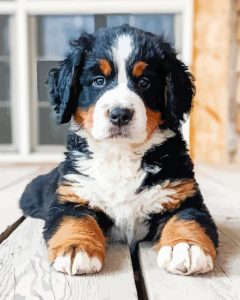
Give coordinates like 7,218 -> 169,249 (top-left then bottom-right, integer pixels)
0,216 -> 25,244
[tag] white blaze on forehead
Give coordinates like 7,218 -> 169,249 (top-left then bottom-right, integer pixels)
112,34 -> 133,84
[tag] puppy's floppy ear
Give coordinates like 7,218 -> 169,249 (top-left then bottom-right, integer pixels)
47,33 -> 93,124
161,48 -> 195,130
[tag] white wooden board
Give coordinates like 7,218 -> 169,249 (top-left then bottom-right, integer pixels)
0,165 -> 55,235
139,218 -> 240,300
0,166 -> 39,190
196,165 -> 240,191
195,167 -> 240,218
0,218 -> 138,300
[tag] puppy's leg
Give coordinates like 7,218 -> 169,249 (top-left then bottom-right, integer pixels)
155,208 -> 218,275
43,201 -> 108,275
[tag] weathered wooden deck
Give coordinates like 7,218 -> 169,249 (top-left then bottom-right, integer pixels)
0,164 -> 240,300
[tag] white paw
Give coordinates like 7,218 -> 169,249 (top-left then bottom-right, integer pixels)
53,251 -> 102,275
157,242 -> 213,275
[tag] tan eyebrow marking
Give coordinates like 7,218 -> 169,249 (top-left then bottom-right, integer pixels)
99,59 -> 112,76
132,61 -> 148,77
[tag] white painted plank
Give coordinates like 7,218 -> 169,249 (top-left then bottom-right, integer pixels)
0,165 -> 55,235
0,179 -> 33,235
195,165 -> 240,218
0,165 -> 39,190
0,218 -> 138,300
195,164 -> 240,192
139,218 -> 240,300
199,180 -> 240,218
0,165 -> 56,191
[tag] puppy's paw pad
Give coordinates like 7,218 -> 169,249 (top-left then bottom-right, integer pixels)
157,242 -> 213,275
53,251 -> 102,275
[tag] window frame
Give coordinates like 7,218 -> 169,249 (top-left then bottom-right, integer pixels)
0,0 -> 193,163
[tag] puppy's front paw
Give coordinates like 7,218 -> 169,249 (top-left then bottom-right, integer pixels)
47,216 -> 106,275
157,242 -> 213,275
49,241 -> 105,275
53,250 -> 102,275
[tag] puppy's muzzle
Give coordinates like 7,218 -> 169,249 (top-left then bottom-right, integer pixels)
109,107 -> 134,127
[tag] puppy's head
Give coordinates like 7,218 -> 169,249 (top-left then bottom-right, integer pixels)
48,25 -> 195,143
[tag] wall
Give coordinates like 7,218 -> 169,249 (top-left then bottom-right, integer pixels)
190,0 -> 234,164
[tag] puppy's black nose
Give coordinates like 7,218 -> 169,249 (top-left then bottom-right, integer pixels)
109,108 -> 133,126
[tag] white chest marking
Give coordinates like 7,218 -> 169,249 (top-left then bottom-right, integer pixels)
64,130 -> 176,246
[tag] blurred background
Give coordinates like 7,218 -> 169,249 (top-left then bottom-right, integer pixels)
0,0 -> 239,166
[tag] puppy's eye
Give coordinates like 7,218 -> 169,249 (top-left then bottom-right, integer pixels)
138,77 -> 150,89
93,76 -> 106,87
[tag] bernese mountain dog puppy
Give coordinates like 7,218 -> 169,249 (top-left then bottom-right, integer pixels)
20,24 -> 218,276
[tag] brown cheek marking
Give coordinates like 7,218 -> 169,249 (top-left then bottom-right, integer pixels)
48,216 -> 106,264
57,184 -> 89,205
162,179 -> 197,211
155,216 -> 216,261
132,61 -> 148,77
99,59 -> 112,76
73,106 -> 95,130
145,108 -> 163,139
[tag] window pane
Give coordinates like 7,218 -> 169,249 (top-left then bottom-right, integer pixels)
35,14 -> 180,149
39,106 -> 68,145
37,15 -> 95,58
35,16 -> 96,148
0,15 -> 12,147
0,107 -> 12,144
0,61 -> 10,101
107,14 -> 175,45
0,15 -> 10,101
37,60 -> 57,102
0,16 -> 9,56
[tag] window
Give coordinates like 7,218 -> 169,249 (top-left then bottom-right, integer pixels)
34,15 -> 95,150
0,15 -> 13,149
0,0 -> 193,162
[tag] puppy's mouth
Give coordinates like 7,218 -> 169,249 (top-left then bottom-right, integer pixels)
109,125 -> 131,138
